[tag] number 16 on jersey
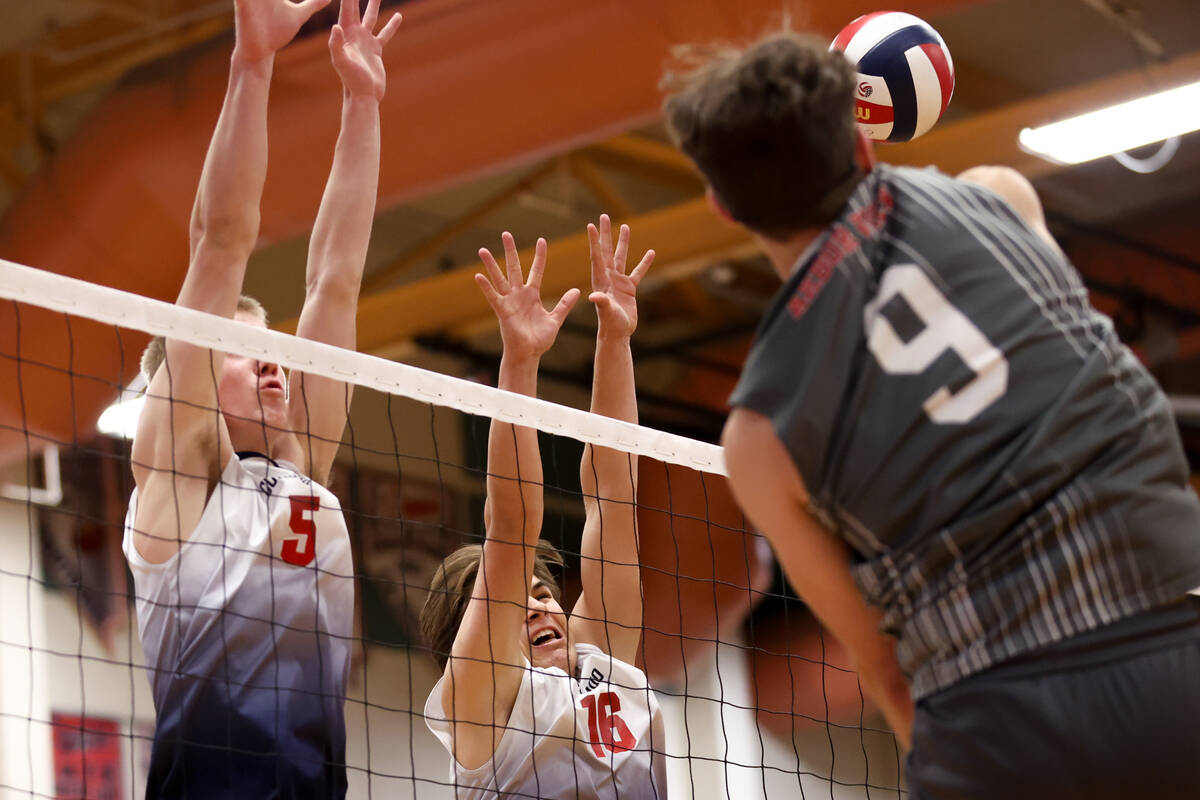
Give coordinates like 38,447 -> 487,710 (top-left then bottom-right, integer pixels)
581,691 -> 636,758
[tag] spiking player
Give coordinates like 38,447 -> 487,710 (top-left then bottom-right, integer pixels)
123,0 -> 400,795
664,31 -> 1200,799
420,217 -> 668,798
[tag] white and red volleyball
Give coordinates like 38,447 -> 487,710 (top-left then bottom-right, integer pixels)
830,11 -> 955,143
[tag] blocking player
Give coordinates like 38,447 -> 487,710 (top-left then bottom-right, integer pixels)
664,32 -> 1200,799
122,0 -> 400,795
420,218 -> 668,798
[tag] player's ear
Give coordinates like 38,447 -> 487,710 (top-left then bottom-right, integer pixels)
854,128 -> 877,173
705,186 -> 736,225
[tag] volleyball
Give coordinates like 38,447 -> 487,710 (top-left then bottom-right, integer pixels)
830,11 -> 955,143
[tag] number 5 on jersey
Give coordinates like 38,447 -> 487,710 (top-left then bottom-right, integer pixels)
865,264 -> 1008,424
282,495 -> 319,567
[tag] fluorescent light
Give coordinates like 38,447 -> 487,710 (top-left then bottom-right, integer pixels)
97,373 -> 147,440
1018,80 -> 1200,165
98,394 -> 145,439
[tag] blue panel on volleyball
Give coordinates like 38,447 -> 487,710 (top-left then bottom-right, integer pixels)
856,25 -> 943,143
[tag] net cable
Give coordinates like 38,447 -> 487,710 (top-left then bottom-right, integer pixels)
0,258 -> 725,476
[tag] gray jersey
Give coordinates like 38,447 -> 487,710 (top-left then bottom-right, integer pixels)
730,164 -> 1200,698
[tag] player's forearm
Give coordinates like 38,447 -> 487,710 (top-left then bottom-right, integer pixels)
580,333 -> 637,497
590,332 -> 637,423
305,94 -> 381,304
577,332 -> 643,653
188,54 -> 273,267
855,652 -> 914,749
486,353 -> 544,543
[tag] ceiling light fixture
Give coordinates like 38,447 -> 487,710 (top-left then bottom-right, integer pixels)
1018,79 -> 1200,166
97,373 -> 147,440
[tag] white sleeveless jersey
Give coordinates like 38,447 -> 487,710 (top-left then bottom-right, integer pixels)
425,643 -> 668,799
122,452 -> 355,796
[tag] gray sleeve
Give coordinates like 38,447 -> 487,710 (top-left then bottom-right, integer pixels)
729,257 -> 871,490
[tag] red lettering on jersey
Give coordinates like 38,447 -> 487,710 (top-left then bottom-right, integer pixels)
282,495 -> 319,567
581,691 -> 637,757
787,226 -> 854,319
787,184 -> 893,320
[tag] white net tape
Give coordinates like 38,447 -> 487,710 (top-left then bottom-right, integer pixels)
0,258 -> 726,475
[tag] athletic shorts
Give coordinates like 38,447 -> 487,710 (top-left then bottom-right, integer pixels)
906,595 -> 1200,800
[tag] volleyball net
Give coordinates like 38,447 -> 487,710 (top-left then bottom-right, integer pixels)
0,260 -> 904,799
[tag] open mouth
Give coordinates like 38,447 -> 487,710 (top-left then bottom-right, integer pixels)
530,629 -> 562,647
260,381 -> 284,394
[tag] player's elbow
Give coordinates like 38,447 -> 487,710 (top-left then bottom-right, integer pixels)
191,208 -> 260,256
957,166 -> 1046,228
579,450 -> 637,502
485,498 -> 542,543
304,269 -> 359,307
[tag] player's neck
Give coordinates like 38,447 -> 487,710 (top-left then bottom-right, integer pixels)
756,228 -> 824,282
227,421 -> 299,466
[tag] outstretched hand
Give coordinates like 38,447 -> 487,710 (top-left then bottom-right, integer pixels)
329,0 -> 402,100
476,233 -> 580,361
234,0 -> 331,64
587,214 -> 653,339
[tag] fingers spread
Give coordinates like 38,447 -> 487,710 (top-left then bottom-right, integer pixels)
338,0 -> 356,27
586,223 -> 605,287
474,273 -> 502,308
378,11 -> 402,43
328,23 -> 345,49
598,214 -> 612,262
551,288 -> 582,324
528,238 -> 548,287
478,248 -> 508,291
501,232 -> 523,286
614,223 -> 630,273
363,0 -> 380,30
630,249 -> 655,285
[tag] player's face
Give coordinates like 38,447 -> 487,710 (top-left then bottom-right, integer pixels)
217,310 -> 289,444
525,578 -> 569,672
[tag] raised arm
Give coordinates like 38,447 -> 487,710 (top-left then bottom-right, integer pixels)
289,0 -> 402,483
131,0 -> 327,561
440,234 -> 579,768
569,216 -> 654,664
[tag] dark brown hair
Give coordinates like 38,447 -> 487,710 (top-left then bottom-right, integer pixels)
420,539 -> 564,670
140,295 -> 268,381
663,32 -> 862,239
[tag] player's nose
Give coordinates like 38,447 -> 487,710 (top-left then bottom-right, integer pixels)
257,359 -> 281,377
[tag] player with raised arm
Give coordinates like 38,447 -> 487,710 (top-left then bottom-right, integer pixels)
421,218 -> 667,799
664,32 -> 1200,799
122,0 -> 400,795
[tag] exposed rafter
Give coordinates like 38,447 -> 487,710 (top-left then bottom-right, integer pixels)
330,49 -> 1200,351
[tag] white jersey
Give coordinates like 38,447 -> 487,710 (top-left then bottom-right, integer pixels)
123,451 -> 355,796
425,643 -> 668,799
